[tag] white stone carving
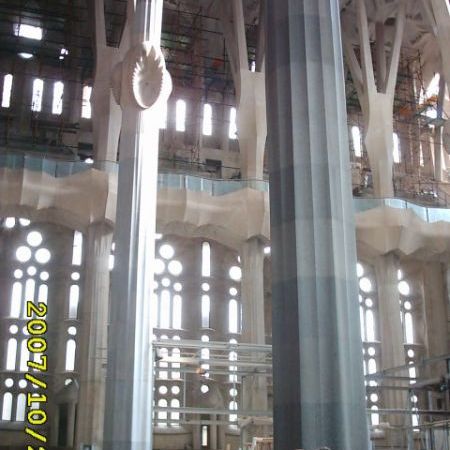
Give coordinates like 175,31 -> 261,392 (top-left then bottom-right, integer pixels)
111,61 -> 123,106
111,41 -> 172,110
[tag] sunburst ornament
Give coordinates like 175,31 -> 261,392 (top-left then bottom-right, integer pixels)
132,42 -> 172,109
111,41 -> 172,110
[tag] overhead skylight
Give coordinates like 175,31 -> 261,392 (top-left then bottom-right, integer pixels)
14,23 -> 43,40
18,52 -> 33,59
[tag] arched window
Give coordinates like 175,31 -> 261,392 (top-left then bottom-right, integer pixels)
393,133 -> 401,163
52,81 -> 64,115
157,398 -> 168,427
6,338 -> 17,370
160,290 -> 171,329
201,295 -> 210,328
203,103 -> 213,136
176,99 -> 186,132
2,74 -> 13,108
229,107 -> 237,139
16,393 -> 26,421
202,242 -> 211,277
19,339 -> 29,371
172,295 -> 182,329
72,231 -> 83,265
65,339 -> 76,371
170,398 -> 180,426
228,299 -> 238,333
1,393 -> 13,420
81,85 -> 92,119
69,285 -> 79,319
171,348 -> 180,380
351,126 -> 362,157
31,78 -> 44,112
10,282 -> 22,318
229,400 -> 238,425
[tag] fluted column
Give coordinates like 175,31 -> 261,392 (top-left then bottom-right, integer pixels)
240,238 -> 268,443
423,262 -> 448,375
374,253 -> 406,429
75,223 -> 113,450
103,1 -> 171,449
265,1 -> 369,449
240,237 -> 267,407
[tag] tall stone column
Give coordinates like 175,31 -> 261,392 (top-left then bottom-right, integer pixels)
241,238 -> 265,349
422,262 -> 448,375
374,253 -> 406,428
220,0 -> 267,180
103,1 -> 171,449
265,2 -> 369,449
75,223 -> 113,450
240,238 -> 268,443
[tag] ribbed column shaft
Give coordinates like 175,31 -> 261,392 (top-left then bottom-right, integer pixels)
265,1 -> 370,449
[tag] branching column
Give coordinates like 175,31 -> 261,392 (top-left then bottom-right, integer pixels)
420,1 -> 450,159
220,0 -> 267,179
92,0 -> 125,162
265,1 -> 369,449
343,0 -> 406,197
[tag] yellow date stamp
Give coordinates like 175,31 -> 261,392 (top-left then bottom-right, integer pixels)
24,301 -> 48,449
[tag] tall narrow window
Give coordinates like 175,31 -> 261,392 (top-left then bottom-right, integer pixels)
170,399 -> 180,426
1,393 -> 12,420
160,290 -> 171,329
2,74 -> 13,108
393,133 -> 401,163
65,339 -> 76,371
157,399 -> 168,427
31,78 -> 44,112
69,285 -> 79,319
229,107 -> 237,139
172,295 -> 182,329
171,348 -> 181,380
81,85 -> 92,119
202,242 -> 211,277
52,81 -> 64,115
203,103 -> 212,136
19,340 -> 29,371
229,400 -> 238,424
176,99 -> 186,132
159,101 -> 167,129
201,295 -> 210,328
405,312 -> 414,344
72,231 -> 83,265
202,425 -> 209,446
10,282 -> 22,318
24,279 -> 35,317
351,126 -> 362,157
16,393 -> 26,421
6,338 -> 17,370
365,310 -> 376,341
228,299 -> 238,333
